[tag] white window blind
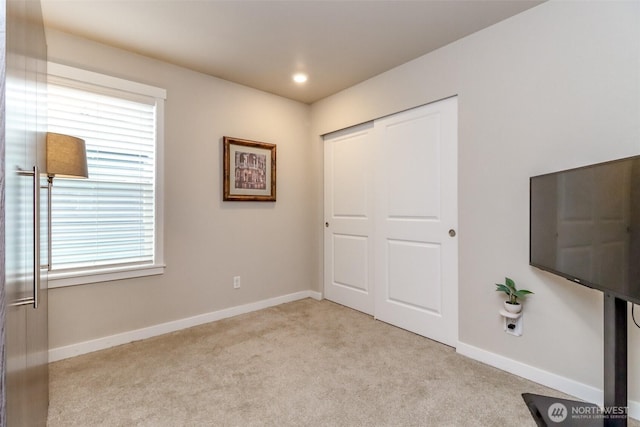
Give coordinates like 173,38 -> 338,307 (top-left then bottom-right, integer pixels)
47,64 -> 166,285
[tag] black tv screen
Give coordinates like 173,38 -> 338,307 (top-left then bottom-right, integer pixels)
530,155 -> 640,305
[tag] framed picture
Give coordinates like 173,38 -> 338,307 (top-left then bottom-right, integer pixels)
223,136 -> 276,201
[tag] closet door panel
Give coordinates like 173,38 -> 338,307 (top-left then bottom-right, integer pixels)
374,98 -> 458,347
324,123 -> 375,315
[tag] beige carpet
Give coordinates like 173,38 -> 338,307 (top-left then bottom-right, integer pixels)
47,299 -> 631,426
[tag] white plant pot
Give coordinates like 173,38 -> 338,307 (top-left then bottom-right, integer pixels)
504,301 -> 522,314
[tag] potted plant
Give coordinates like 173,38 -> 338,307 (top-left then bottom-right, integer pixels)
496,277 -> 533,313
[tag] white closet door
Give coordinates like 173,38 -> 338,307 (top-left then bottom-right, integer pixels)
324,123 -> 375,315
374,97 -> 458,347
323,97 -> 458,347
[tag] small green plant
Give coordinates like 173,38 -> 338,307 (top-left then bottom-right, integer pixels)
495,277 -> 533,305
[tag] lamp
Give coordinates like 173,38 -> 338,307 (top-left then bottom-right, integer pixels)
46,132 -> 88,179
45,132 -> 89,270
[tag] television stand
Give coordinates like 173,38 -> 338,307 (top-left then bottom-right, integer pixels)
522,294 -> 628,427
603,294 -> 628,426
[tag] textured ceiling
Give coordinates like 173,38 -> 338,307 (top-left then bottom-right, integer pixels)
41,0 -> 543,104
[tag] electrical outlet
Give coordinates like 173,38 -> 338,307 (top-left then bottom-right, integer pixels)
233,276 -> 241,289
504,315 -> 523,336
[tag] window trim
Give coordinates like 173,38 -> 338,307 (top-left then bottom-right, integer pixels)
47,63 -> 166,288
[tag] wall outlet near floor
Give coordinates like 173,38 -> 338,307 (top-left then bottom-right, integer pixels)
499,309 -> 523,336
233,276 -> 241,289
504,314 -> 523,336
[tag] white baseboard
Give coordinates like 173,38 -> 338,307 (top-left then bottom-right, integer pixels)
49,290 -> 323,363
457,342 -> 639,421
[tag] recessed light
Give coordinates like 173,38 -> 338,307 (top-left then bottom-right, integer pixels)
293,73 -> 308,84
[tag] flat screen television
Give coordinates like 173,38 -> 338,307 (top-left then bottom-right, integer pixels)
530,155 -> 640,306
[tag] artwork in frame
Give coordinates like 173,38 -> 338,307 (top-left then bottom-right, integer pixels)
223,136 -> 276,201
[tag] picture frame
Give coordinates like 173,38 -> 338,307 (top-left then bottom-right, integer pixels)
223,136 -> 276,201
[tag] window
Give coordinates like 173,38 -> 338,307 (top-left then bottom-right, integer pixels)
47,63 -> 166,287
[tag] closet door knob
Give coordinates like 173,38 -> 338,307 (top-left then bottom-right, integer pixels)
449,229 -> 456,237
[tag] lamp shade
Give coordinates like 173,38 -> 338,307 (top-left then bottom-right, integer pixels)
46,132 -> 89,178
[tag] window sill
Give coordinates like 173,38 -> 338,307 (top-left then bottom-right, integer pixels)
47,264 -> 166,288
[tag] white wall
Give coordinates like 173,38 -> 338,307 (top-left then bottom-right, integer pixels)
45,30 -> 314,350
311,0 -> 640,407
